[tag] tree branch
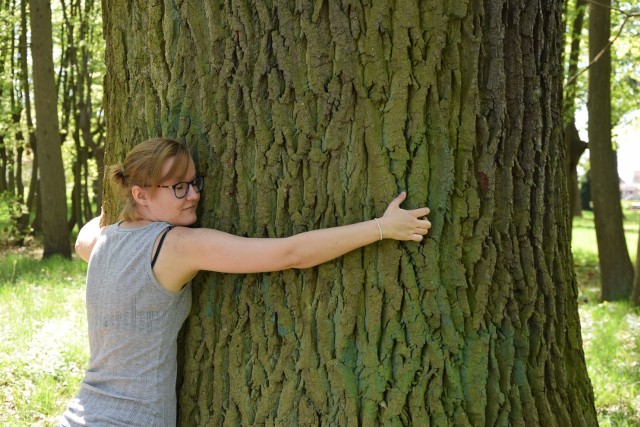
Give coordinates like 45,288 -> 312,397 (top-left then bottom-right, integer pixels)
566,1 -> 640,86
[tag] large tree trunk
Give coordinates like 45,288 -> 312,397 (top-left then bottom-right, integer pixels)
29,0 -> 71,258
588,0 -> 634,301
102,0 -> 597,425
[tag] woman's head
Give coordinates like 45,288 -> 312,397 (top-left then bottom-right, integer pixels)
110,138 -> 196,222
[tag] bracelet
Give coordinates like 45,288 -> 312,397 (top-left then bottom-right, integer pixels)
374,218 -> 383,241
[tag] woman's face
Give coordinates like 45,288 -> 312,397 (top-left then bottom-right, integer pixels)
147,156 -> 201,226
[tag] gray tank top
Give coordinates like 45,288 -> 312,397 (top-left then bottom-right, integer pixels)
60,221 -> 192,426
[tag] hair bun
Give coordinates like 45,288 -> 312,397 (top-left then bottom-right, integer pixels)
111,165 -> 127,185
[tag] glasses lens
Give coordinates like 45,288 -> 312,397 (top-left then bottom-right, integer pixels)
194,176 -> 204,192
172,176 -> 204,198
173,182 -> 188,198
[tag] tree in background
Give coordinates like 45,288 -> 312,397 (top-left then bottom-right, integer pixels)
29,0 -> 70,258
633,226 -> 640,305
563,0 -> 588,225
102,0 -> 597,425
588,0 -> 634,300
57,0 -> 105,231
0,0 -> 105,245
0,0 -> 38,241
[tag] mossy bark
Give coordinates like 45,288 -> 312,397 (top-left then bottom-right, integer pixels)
102,0 -> 597,425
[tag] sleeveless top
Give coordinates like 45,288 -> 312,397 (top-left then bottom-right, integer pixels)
59,221 -> 192,427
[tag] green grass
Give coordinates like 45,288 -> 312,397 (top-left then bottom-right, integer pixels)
580,302 -> 640,426
572,208 -> 639,304
0,251 -> 88,427
0,207 -> 639,425
573,207 -> 640,426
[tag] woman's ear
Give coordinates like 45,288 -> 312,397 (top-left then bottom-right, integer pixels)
131,185 -> 150,206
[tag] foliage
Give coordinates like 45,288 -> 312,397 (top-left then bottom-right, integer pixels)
0,0 -> 105,245
610,2 -> 640,128
563,0 -> 640,127
0,191 -> 30,245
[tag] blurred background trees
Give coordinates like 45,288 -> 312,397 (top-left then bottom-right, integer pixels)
561,0 -> 640,302
0,0 -> 104,254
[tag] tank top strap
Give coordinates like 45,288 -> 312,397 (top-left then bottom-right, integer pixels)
151,225 -> 174,268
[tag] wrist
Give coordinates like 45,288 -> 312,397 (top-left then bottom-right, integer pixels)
374,218 -> 384,241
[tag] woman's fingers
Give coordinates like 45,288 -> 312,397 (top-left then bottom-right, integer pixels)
381,193 -> 432,241
411,207 -> 431,218
386,192 -> 407,211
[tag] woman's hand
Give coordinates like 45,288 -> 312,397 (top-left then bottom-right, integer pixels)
379,192 -> 431,241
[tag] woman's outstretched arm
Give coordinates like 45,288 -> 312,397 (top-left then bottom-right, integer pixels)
75,211 -> 104,262
172,192 -> 431,275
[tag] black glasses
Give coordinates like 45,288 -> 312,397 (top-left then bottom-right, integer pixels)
155,175 -> 205,199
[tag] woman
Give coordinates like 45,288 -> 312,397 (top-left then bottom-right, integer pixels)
59,138 -> 431,426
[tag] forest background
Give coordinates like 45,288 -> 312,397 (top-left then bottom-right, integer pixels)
0,0 -> 639,425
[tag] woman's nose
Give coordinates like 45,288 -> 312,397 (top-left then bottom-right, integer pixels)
186,183 -> 200,200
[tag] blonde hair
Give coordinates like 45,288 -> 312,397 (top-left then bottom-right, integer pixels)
109,138 -> 192,221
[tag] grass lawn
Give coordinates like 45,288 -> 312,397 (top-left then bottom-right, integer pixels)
572,207 -> 640,426
0,207 -> 638,425
0,249 -> 89,426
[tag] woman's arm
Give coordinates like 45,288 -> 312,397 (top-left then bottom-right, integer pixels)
173,192 -> 430,275
75,212 -> 104,262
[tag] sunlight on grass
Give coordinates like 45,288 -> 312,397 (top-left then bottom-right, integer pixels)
573,207 -> 640,426
0,254 -> 88,427
580,302 -> 640,426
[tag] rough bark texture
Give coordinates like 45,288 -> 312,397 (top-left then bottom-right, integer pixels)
102,0 -> 597,425
587,0 -> 634,301
29,0 -> 71,258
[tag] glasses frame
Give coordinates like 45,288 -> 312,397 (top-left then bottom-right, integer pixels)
154,175 -> 205,199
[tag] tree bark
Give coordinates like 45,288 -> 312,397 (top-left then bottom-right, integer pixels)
563,0 -> 588,226
588,0 -> 634,301
29,0 -> 71,258
565,121 -> 587,224
18,0 -> 38,233
563,0 -> 586,120
632,222 -> 640,305
102,0 -> 597,425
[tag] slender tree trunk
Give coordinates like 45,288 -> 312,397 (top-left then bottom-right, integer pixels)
565,121 -> 587,224
29,0 -> 71,258
564,0 -> 587,119
632,222 -> 640,305
0,136 -> 6,193
588,0 -> 634,300
102,0 -> 597,425
16,0 -> 36,231
563,0 -> 588,226
0,19 -> 8,194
